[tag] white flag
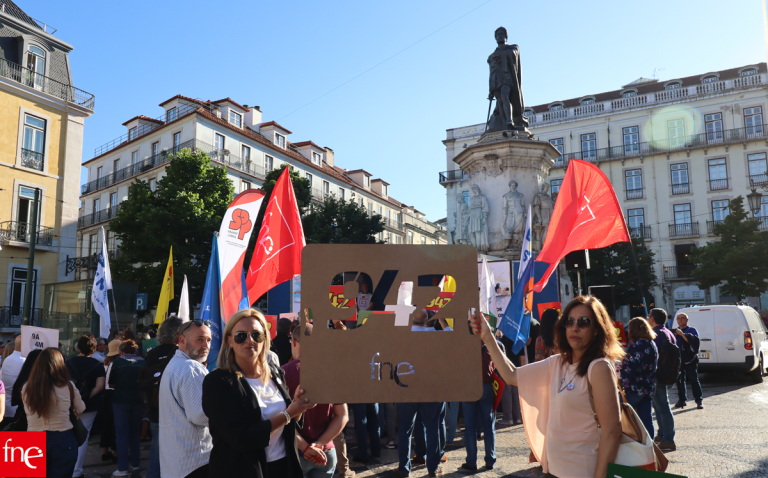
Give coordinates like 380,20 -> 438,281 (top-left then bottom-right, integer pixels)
178,275 -> 190,322
479,255 -> 494,315
518,205 -> 533,280
91,227 -> 113,339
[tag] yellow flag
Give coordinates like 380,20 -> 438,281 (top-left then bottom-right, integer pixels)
154,247 -> 175,324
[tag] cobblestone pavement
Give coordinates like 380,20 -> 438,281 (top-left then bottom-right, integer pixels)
80,371 -> 768,477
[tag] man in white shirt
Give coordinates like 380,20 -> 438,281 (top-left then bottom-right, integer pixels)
92,338 -> 107,363
0,335 -> 24,427
159,320 -> 212,478
356,282 -> 373,312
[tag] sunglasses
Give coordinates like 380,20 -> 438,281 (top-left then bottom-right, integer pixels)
564,316 -> 593,329
233,330 -> 266,345
180,319 -> 212,334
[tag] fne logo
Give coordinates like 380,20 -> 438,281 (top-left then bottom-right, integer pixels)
1,432 -> 46,477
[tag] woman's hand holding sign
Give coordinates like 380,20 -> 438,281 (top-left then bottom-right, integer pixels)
471,307 -> 518,387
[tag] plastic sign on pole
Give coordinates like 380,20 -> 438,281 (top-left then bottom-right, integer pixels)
20,326 -> 59,358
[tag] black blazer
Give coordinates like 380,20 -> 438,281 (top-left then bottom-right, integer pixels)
202,363 -> 303,478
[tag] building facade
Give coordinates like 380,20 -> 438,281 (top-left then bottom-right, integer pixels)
0,1 -> 95,331
74,94 -> 446,281
442,63 -> 767,314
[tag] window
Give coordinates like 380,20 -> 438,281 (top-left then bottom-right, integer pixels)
128,127 -> 138,141
622,91 -> 636,98
166,107 -> 178,122
265,155 -> 274,171
524,109 -> 534,118
622,126 -> 639,155
625,169 -> 642,199
339,187 -> 345,201
97,166 -> 103,180
214,133 -> 225,150
368,201 -> 373,214
702,75 -> 718,83
275,133 -> 286,148
152,141 -> 160,157
173,132 -> 182,148
549,138 -> 564,163
22,114 -> 45,170
110,192 -> 117,208
712,200 -> 729,222
708,158 -> 727,190
408,231 -> 414,244
704,113 -> 723,143
580,98 -> 594,105
93,198 -> 100,214
421,236 -> 427,245
665,82 -> 682,90
386,209 -> 390,221
431,240 -> 437,245
229,110 -> 242,127
16,186 -> 38,225
113,158 -> 120,174
580,133 -> 596,160
364,176 -> 370,187
670,163 -> 689,194
462,190 -> 470,205
131,151 -> 139,165
741,69 -> 758,77
89,233 -> 98,257
306,172 -> 312,187
150,178 -> 157,191
550,104 -> 563,111
396,235 -> 402,244
377,206 -> 382,215
311,152 -> 322,165
667,119 -> 685,148
241,180 -> 251,191
550,179 -> 562,195
359,197 -> 364,207
386,232 -> 392,244
26,44 -> 45,90
323,181 -> 329,196
674,204 -> 692,224
242,145 -> 251,161
382,184 -> 388,196
627,208 -> 645,231
745,107 -> 763,136
760,196 -> 768,219
748,153 -> 768,185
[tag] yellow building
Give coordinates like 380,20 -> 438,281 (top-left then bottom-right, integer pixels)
0,1 -> 94,334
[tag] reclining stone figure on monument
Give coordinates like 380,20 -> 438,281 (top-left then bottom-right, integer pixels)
485,26 -> 532,138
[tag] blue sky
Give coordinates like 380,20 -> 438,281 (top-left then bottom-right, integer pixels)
24,0 -> 767,220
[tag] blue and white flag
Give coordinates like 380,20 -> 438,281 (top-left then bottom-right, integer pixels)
499,259 -> 535,355
518,204 -> 533,280
200,234 -> 223,371
91,226 -> 113,339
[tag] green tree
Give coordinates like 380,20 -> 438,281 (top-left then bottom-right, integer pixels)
568,236 -> 658,310
302,194 -> 385,244
109,148 -> 234,310
691,196 -> 768,299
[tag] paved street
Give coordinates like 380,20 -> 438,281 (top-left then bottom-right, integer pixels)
80,371 -> 768,477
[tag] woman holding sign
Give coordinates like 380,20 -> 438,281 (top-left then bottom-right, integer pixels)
471,296 -> 625,478
203,309 -> 316,477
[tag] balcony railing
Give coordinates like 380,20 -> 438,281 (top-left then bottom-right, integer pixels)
65,248 -> 121,276
21,148 -> 44,171
82,138 -> 267,196
0,306 -> 43,327
709,178 -> 728,191
310,187 -> 325,200
626,189 -> 643,200
706,220 -> 724,234
759,217 -> 768,230
0,58 -> 95,110
672,183 -> 690,195
750,173 -> 768,187
629,225 -> 652,240
663,264 -> 697,280
383,218 -> 405,231
78,204 -> 122,229
438,170 -> 468,184
669,222 -> 699,237
0,221 -> 54,245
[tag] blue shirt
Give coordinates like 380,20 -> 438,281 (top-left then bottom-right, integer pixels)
675,326 -> 700,364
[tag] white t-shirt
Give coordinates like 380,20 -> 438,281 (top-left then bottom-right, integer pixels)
357,292 -> 372,311
246,377 -> 287,463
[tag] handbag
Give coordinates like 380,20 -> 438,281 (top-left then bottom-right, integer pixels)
66,382 -> 89,447
588,377 -> 668,472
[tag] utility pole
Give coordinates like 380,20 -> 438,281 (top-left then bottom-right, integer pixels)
22,188 -> 40,326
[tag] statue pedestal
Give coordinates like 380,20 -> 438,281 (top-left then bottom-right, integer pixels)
450,134 -> 560,261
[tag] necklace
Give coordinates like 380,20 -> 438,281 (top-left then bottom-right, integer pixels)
558,368 -> 577,393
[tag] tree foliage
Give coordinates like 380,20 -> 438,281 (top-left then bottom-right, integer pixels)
568,236 -> 658,310
691,196 -> 768,299
109,149 -> 233,310
302,194 -> 385,244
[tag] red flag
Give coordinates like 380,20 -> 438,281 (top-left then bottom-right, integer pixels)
246,168 -> 306,303
533,159 -> 630,292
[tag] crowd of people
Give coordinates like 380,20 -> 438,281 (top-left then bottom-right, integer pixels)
0,298 -> 708,478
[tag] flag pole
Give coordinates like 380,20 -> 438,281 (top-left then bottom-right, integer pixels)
627,236 -> 648,317
110,289 -> 120,337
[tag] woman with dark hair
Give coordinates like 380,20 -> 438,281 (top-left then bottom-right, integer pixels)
472,296 -> 626,478
108,339 -> 145,476
620,317 -> 658,440
535,308 -> 559,362
8,349 -> 43,431
100,340 -> 121,463
22,348 -> 86,478
203,309 -> 315,477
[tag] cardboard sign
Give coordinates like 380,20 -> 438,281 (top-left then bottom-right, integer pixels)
607,463 -> 685,478
20,326 -> 59,358
300,244 -> 482,403
613,320 -> 628,347
264,315 -> 278,340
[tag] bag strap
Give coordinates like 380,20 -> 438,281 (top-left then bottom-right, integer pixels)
66,382 -> 79,418
587,361 -> 626,428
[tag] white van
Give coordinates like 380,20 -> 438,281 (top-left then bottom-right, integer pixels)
673,305 -> 768,383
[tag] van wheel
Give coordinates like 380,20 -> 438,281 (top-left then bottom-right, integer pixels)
751,356 -> 764,384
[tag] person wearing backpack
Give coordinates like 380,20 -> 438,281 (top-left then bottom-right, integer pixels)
673,313 -> 703,410
65,334 -> 106,478
139,316 -> 182,478
648,308 -> 678,453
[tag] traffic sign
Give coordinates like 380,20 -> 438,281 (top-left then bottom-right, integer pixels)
136,293 -> 148,311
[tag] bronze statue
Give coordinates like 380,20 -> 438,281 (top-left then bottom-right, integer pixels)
485,27 -> 528,135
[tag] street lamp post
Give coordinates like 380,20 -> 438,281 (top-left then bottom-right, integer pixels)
747,183 -> 763,218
